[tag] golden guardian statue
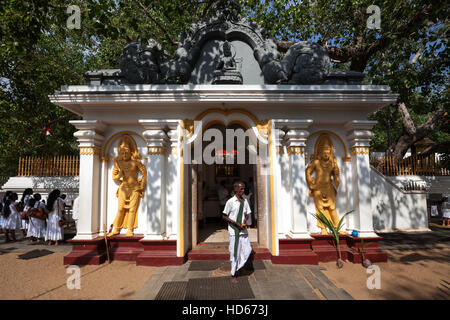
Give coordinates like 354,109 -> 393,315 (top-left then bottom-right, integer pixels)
108,135 -> 147,237
306,134 -> 342,235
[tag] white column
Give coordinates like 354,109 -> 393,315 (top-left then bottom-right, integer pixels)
272,128 -> 286,238
284,120 -> 313,239
165,123 -> 180,240
70,120 -> 106,240
99,156 -> 109,236
345,120 -> 378,237
140,121 -> 170,240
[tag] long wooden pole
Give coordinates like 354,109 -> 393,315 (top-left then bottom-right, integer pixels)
103,223 -> 111,263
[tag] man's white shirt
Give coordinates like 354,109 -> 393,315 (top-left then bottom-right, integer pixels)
223,195 -> 251,236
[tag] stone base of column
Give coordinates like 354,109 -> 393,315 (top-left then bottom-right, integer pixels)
107,234 -> 145,261
136,240 -> 186,266
271,238 -> 319,265
63,238 -> 106,265
346,236 -> 388,263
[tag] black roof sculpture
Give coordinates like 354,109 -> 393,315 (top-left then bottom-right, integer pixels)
84,0 -> 363,86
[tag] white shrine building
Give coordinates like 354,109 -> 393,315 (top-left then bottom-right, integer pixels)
48,1 -> 409,265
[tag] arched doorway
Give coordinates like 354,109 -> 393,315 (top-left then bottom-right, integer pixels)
196,123 -> 258,245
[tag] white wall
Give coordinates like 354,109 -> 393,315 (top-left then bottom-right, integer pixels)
1,176 -> 79,203
371,168 -> 429,232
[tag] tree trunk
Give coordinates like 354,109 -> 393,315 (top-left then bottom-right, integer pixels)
388,104 -> 445,158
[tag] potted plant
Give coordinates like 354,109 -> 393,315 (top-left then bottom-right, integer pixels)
312,210 -> 354,268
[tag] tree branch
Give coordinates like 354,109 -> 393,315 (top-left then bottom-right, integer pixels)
366,2 -> 440,58
397,102 -> 417,135
133,0 -> 178,47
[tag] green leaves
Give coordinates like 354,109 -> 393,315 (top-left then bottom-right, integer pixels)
311,209 -> 354,260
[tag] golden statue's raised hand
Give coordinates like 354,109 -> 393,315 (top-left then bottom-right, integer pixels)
108,135 -> 147,237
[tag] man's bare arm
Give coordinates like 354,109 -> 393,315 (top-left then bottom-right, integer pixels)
222,214 -> 244,230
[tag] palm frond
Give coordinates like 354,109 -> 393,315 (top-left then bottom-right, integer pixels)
337,210 -> 354,231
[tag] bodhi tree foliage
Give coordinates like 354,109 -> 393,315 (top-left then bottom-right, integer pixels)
240,0 -> 449,160
0,0 -> 210,177
1,0 -> 448,178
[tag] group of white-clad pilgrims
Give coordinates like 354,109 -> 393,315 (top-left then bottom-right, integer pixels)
0,188 -> 67,245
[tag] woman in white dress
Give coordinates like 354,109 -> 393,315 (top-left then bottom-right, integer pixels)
0,191 -> 13,235
27,193 -> 47,243
4,193 -> 22,242
45,189 -> 65,245
20,188 -> 33,238
442,196 -> 450,227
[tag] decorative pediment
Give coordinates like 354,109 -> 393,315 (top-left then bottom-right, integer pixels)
85,0 -> 363,86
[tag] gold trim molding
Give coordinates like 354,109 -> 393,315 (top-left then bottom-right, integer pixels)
148,146 -> 166,155
350,146 -> 370,155
307,130 -> 351,162
80,147 -> 100,156
287,146 -> 305,155
102,131 -> 146,158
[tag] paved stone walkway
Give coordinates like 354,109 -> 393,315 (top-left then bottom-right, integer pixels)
133,260 -> 353,300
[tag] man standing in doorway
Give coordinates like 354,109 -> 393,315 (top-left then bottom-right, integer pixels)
222,181 -> 252,283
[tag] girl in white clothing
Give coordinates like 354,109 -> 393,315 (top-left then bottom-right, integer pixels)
45,189 -> 65,245
4,193 -> 21,242
20,189 -> 33,238
27,194 -> 47,242
442,197 -> 450,227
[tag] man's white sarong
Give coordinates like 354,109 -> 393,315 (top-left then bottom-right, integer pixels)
229,234 -> 252,276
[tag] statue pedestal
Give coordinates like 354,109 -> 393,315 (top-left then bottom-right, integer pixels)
136,240 -> 185,266
108,234 -> 144,261
346,236 -> 388,263
63,238 -> 106,265
272,238 -> 319,265
310,234 -> 351,262
212,70 -> 243,84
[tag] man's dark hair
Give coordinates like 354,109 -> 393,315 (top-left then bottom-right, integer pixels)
233,181 -> 245,189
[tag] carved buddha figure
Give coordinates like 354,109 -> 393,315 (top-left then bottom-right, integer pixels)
306,134 -> 342,235
108,135 -> 147,237
216,41 -> 237,71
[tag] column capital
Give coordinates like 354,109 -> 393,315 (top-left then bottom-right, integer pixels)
285,129 -> 310,148
139,121 -> 173,155
345,120 -> 377,148
70,120 -> 106,148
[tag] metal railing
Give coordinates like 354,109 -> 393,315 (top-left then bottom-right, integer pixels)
370,154 -> 450,176
18,156 -> 80,176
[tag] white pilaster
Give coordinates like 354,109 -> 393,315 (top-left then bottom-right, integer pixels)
345,120 -> 378,237
283,120 -> 314,239
70,120 -> 107,240
165,122 -> 181,240
272,127 -> 286,238
140,120 -> 170,240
